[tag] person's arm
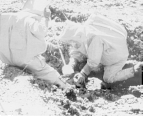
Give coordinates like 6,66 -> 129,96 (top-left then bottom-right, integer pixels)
81,36 -> 103,76
73,36 -> 104,87
27,6 -> 51,39
27,16 -> 48,39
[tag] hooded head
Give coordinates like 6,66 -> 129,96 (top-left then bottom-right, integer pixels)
59,20 -> 104,44
59,21 -> 87,43
22,0 -> 50,17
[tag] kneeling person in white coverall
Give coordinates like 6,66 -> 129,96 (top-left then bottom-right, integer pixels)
0,0 -> 71,90
60,15 -> 143,88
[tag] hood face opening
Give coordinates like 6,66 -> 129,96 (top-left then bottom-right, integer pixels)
22,0 -> 50,16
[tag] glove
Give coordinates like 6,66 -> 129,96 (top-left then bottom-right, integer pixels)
54,76 -> 75,90
62,65 -> 74,75
62,83 -> 75,93
73,72 -> 87,88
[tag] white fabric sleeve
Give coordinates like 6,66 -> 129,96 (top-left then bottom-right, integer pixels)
27,17 -> 48,39
87,36 -> 103,69
80,63 -> 91,76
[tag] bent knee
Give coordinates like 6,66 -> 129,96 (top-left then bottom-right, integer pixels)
103,75 -> 115,83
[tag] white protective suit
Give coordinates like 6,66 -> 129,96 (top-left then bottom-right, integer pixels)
60,15 -> 134,83
0,0 -> 66,87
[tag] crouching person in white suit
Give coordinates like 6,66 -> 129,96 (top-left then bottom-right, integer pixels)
0,0 -> 71,90
60,14 -> 143,88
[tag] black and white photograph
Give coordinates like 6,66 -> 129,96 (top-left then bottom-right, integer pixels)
0,0 -> 143,115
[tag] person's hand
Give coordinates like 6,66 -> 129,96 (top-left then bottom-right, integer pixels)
73,73 -> 86,87
62,65 -> 74,75
55,77 -> 75,91
59,81 -> 75,94
62,83 -> 75,93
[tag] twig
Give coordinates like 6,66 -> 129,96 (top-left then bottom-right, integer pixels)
0,102 -> 7,115
52,23 -> 67,66
58,45 -> 66,66
62,11 -> 69,21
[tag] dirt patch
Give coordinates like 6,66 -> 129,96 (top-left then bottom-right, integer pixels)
0,0 -> 143,116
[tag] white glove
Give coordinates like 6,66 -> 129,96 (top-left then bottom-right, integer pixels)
62,65 -> 74,75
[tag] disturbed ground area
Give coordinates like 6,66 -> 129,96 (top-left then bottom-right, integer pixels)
0,62 -> 143,116
0,0 -> 143,116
